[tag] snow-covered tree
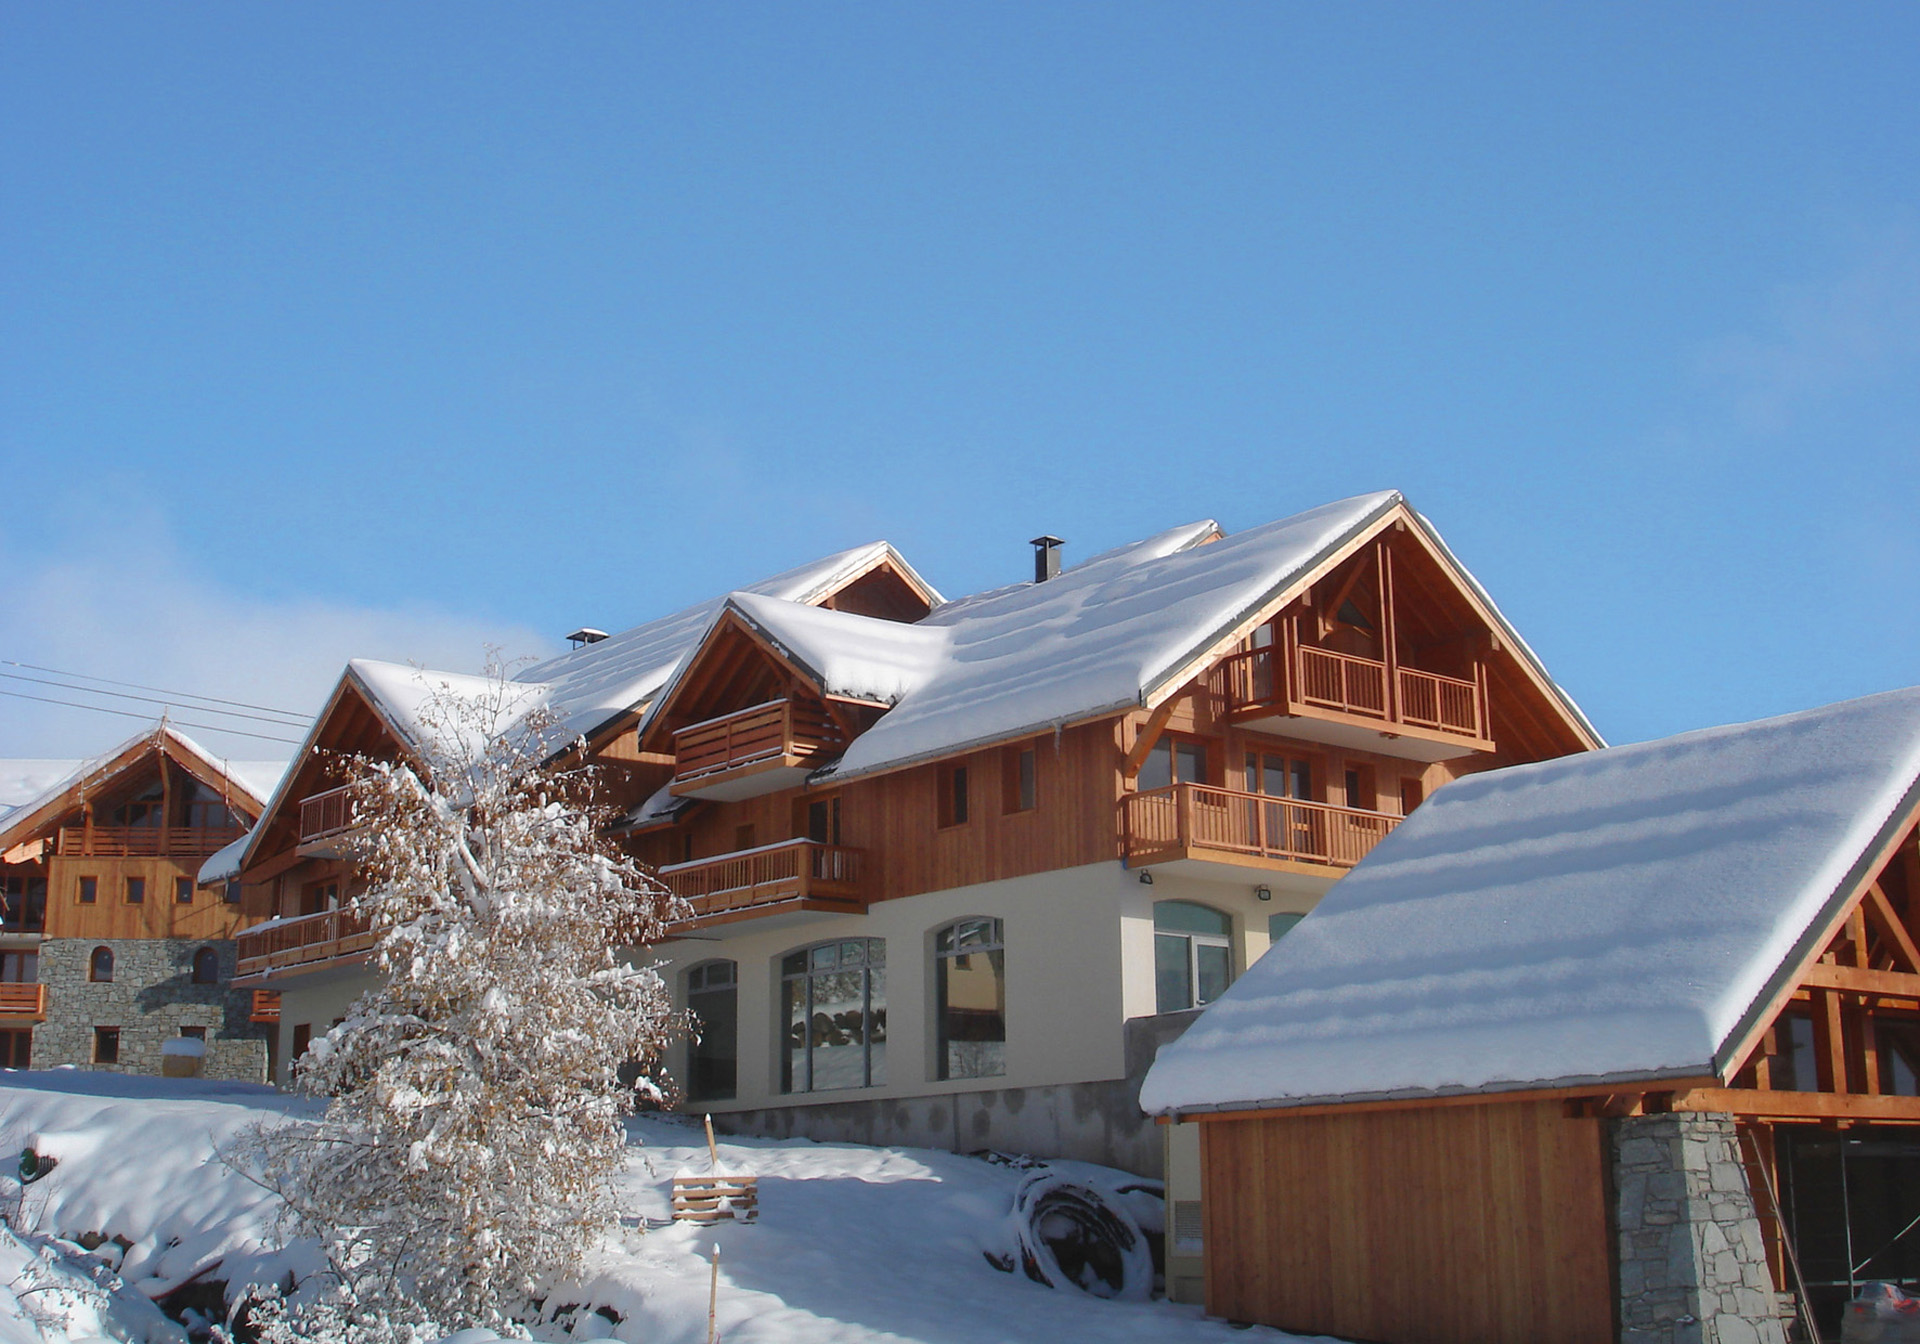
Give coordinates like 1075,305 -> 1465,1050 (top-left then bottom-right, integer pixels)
235,669 -> 685,1338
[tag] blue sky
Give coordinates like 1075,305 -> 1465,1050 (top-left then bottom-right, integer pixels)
3,4 -> 1917,759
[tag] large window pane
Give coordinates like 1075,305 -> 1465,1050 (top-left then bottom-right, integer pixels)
781,939 -> 885,1094
937,919 -> 1005,1080
687,961 -> 737,1102
1155,932 -> 1193,1013
1196,942 -> 1232,1006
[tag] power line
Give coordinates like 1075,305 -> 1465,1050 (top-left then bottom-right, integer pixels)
0,669 -> 308,729
0,660 -> 308,720
0,687 -> 304,745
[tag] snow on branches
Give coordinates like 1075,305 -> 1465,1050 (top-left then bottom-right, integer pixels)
234,666 -> 688,1337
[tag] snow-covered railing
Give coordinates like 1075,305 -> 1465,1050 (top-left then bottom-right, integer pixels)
1123,784 -> 1400,871
55,824 -> 246,858
0,983 -> 46,1019
234,907 -> 376,977
659,838 -> 864,924
1217,644 -> 1484,740
671,699 -> 846,785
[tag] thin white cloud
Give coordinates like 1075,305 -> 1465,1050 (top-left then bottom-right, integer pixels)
0,518 -> 554,761
1695,223 -> 1920,434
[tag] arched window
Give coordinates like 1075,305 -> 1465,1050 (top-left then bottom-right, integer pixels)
935,918 -> 1005,1081
89,946 -> 114,983
191,947 -> 220,985
685,960 -> 738,1102
1153,901 -> 1232,1013
780,939 -> 885,1094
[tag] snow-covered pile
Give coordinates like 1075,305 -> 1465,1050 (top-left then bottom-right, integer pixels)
1143,686 -> 1920,1114
0,1075 -> 1305,1344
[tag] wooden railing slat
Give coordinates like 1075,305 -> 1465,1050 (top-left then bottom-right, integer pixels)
1123,783 -> 1400,869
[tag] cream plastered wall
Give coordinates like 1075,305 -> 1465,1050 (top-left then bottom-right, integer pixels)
653,859 -> 1330,1115
270,965 -> 378,1086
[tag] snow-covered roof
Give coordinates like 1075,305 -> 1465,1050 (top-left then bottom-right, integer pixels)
707,592 -> 951,706
347,659 -> 552,759
198,831 -> 252,886
1140,686 -> 1920,1116
516,541 -> 941,746
0,727 -> 285,854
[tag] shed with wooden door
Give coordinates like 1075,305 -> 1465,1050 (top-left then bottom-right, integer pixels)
1144,686 -> 1920,1344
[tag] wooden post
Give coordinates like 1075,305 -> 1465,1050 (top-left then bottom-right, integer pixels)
705,1113 -> 720,1171
707,1243 -> 720,1344
1378,542 -> 1400,724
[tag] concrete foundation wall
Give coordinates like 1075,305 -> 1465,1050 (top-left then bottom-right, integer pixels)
1612,1112 -> 1793,1344
38,938 -> 267,1082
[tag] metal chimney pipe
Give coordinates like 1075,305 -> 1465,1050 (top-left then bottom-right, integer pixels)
1030,535 -> 1065,583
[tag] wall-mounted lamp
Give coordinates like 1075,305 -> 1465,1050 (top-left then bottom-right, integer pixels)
1138,870 -> 1154,885
1255,885 -> 1272,902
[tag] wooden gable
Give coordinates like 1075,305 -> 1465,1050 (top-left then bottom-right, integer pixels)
1672,804 -> 1920,1123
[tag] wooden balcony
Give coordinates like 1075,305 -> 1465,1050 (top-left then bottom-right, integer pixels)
1123,783 -> 1402,877
55,824 -> 246,858
1216,640 -> 1494,762
234,907 -> 376,980
0,984 -> 46,1021
659,839 -> 865,932
296,785 -> 360,857
669,699 -> 848,802
250,990 -> 281,1024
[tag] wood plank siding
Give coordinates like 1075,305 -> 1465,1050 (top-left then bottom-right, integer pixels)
1200,1099 -> 1614,1344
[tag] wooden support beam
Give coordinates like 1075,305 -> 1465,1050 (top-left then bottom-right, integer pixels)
1121,699 -> 1180,780
1819,989 -> 1847,1093
1798,960 -> 1920,1001
1850,905 -> 1871,968
1866,882 -> 1920,974
1675,1088 -> 1920,1124
1379,540 -> 1399,722
1314,556 -> 1371,641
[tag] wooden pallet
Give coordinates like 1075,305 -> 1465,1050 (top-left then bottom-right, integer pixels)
671,1174 -> 759,1224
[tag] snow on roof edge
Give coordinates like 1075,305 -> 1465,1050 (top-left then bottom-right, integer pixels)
1155,1062 -> 1719,1119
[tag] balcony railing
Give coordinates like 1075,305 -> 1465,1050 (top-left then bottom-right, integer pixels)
235,907 -> 376,978
298,785 -> 356,845
659,839 -> 864,926
672,699 -> 846,788
55,825 -> 246,858
250,990 -> 282,1024
1218,644 -> 1486,741
1123,783 -> 1401,871
0,984 -> 46,1019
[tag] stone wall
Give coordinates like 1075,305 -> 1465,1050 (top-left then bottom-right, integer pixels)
1612,1112 -> 1794,1344
36,938 -> 268,1083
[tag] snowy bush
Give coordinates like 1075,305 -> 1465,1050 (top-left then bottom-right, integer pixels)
230,668 -> 687,1338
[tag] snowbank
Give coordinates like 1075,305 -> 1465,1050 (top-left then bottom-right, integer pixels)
0,1077 -> 1305,1344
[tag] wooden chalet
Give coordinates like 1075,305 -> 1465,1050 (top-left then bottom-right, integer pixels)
222,492 -> 1598,1178
0,726 -> 283,1077
1142,687 -> 1920,1344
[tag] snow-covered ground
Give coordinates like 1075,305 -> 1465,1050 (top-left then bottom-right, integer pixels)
0,1072 -> 1313,1344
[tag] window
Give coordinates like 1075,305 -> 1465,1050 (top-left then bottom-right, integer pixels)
192,947 -> 220,985
0,1029 -> 31,1070
1002,745 -> 1037,814
1246,752 -> 1313,801
1343,766 -> 1373,811
938,765 -> 970,828
77,877 -> 97,905
93,1027 -> 120,1065
1268,912 -> 1304,943
2,876 -> 46,933
936,918 -> 1005,1080
685,961 -> 738,1102
124,877 -> 145,905
301,881 -> 338,916
178,1026 -> 207,1042
0,952 -> 38,984
781,939 -> 885,1093
1154,902 -> 1233,1014
175,876 -> 194,905
1138,738 -> 1210,792
1770,1013 -> 1820,1092
806,797 -> 841,846
1400,777 -> 1425,817
291,1023 -> 313,1061
112,781 -> 164,829
223,879 -> 242,905
89,947 -> 114,983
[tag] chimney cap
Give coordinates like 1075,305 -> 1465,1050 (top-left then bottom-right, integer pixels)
1029,534 -> 1065,548
566,627 -> 610,649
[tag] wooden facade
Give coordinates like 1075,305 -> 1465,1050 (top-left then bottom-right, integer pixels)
1201,1099 -> 1615,1344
